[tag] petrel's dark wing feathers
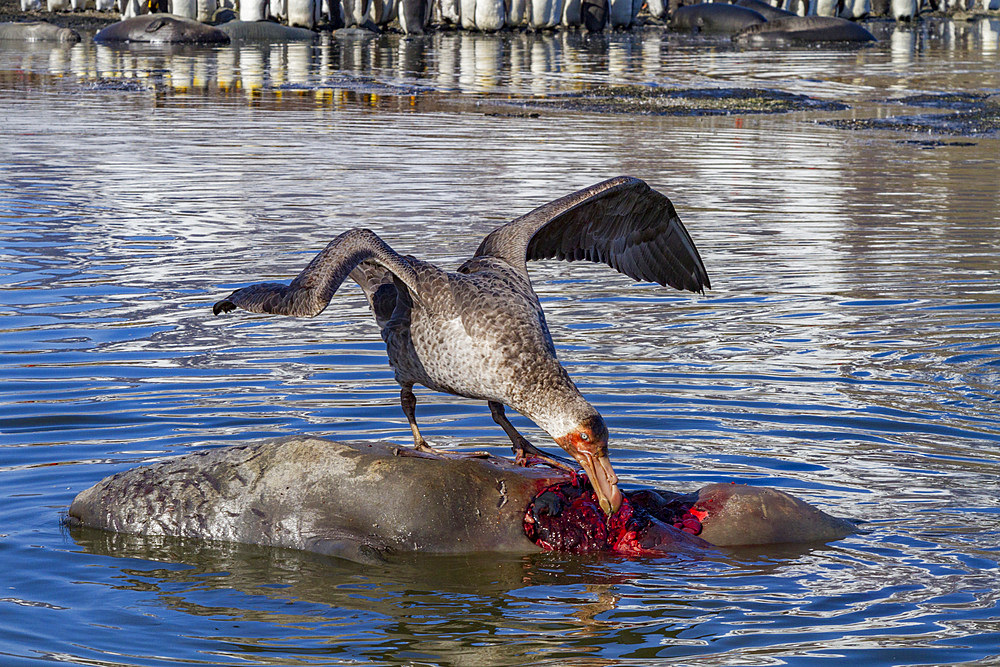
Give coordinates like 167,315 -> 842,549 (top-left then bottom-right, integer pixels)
213,228 -> 418,318
474,176 -> 710,293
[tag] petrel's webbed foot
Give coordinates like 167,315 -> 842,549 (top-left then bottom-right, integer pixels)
399,386 -> 489,459
488,401 -> 577,472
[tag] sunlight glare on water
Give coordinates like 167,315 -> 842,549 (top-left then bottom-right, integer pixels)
1,19 -> 999,666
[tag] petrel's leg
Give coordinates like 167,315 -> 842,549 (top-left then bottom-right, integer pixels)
396,386 -> 489,459
488,401 -> 576,471
400,384 -> 433,452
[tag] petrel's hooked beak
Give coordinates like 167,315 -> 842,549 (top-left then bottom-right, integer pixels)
573,449 -> 622,516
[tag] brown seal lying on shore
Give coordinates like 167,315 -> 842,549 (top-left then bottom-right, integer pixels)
94,13 -> 230,43
68,437 -> 856,564
216,18 -> 318,42
669,3 -> 766,34
734,16 -> 877,46
0,20 -> 79,41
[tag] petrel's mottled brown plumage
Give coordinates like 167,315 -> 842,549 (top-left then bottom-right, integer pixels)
213,176 -> 710,515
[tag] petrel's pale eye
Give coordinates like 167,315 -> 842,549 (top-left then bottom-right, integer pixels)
580,432 -> 589,441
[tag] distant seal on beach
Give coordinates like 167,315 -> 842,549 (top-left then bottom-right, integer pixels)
734,15 -> 877,45
0,21 -> 80,42
216,19 -> 318,41
94,14 -> 231,43
670,3 -> 767,34
731,0 -> 796,20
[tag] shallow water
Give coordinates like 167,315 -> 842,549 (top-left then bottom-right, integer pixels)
2,18 -> 999,666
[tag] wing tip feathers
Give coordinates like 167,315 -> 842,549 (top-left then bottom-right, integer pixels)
213,299 -> 236,316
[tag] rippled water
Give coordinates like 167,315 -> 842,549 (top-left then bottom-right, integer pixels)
2,18 -> 999,666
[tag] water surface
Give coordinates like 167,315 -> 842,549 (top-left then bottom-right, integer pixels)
1,19 -> 999,666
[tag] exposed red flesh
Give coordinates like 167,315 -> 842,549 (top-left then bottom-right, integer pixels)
523,476 -> 703,556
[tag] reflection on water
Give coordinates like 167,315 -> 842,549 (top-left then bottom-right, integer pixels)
2,19 -> 1000,102
64,525 -> 918,664
1,17 -> 999,666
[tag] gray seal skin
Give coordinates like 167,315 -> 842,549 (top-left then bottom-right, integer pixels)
68,437 -> 855,563
0,21 -> 81,42
731,0 -> 796,20
693,483 -> 856,546
68,437 -> 570,564
669,3 -> 767,34
94,14 -> 231,44
734,15 -> 877,45
217,19 -> 318,42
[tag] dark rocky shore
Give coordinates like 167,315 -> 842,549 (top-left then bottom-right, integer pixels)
0,0 -> 117,31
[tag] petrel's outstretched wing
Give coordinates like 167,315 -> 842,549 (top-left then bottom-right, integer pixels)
474,176 -> 710,293
213,228 -> 419,318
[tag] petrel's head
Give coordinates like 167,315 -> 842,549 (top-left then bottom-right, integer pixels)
553,413 -> 622,516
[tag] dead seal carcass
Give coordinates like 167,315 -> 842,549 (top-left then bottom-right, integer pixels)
67,437 -> 856,563
68,437 -> 576,564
